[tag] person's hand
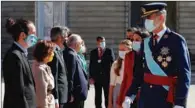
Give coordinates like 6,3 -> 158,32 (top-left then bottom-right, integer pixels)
55,103 -> 59,108
122,96 -> 133,108
173,105 -> 184,108
89,78 -> 95,84
69,95 -> 74,103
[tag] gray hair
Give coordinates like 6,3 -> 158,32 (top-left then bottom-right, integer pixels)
61,26 -> 70,37
50,26 -> 69,41
67,34 -> 82,47
157,9 -> 167,22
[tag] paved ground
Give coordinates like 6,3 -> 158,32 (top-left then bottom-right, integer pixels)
84,85 -> 195,108
1,82 -> 195,108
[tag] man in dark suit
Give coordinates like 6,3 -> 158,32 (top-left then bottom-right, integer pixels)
89,36 -> 115,108
63,34 -> 88,108
3,18 -> 37,108
48,26 -> 69,108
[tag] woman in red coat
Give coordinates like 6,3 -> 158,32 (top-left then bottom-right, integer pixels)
117,29 -> 149,108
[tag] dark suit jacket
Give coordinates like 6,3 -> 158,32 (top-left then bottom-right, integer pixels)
3,43 -> 36,108
89,48 -> 115,83
63,47 -> 88,101
48,47 -> 68,104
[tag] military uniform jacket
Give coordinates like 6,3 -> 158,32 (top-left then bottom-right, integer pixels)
126,28 -> 191,108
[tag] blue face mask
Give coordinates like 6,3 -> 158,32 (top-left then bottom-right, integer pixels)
132,41 -> 141,52
24,34 -> 38,48
145,19 -> 156,32
100,42 -> 106,49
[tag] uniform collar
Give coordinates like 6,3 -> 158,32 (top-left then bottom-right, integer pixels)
56,44 -> 61,50
14,41 -> 28,56
156,26 -> 167,42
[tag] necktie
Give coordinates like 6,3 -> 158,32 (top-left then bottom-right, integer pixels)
98,48 -> 103,59
152,34 -> 159,47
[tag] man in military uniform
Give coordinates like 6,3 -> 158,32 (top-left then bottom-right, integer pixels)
122,2 -> 191,108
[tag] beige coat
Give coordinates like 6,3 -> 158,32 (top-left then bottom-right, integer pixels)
32,60 -> 55,108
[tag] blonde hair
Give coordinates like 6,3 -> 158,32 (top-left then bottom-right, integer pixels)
115,39 -> 132,76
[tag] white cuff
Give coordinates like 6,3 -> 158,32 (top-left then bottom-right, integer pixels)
125,96 -> 133,103
173,105 -> 184,108
130,94 -> 136,102
55,99 -> 59,104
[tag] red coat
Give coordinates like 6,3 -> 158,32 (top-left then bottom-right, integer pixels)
116,51 -> 135,106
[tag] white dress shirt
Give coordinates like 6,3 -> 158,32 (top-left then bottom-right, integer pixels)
156,26 -> 167,43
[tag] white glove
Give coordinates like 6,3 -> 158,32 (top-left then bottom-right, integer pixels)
122,96 -> 133,108
173,105 -> 184,108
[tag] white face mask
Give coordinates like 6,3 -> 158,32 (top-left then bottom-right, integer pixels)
144,19 -> 156,32
100,42 -> 106,49
79,45 -> 86,53
118,51 -> 128,59
132,41 -> 141,52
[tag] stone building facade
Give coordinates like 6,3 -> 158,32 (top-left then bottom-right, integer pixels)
1,1 -> 195,71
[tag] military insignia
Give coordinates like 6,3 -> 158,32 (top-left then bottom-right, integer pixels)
166,56 -> 172,62
157,56 -> 163,62
141,7 -> 146,13
160,47 -> 169,55
164,35 -> 168,39
162,61 -> 168,68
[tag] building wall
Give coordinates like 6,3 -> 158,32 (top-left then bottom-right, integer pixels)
177,1 -> 195,71
1,1 -> 35,59
67,1 -> 130,59
177,2 -> 195,54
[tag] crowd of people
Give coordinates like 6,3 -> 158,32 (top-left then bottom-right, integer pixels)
2,2 -> 191,108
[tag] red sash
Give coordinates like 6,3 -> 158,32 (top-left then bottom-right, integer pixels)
144,73 -> 177,104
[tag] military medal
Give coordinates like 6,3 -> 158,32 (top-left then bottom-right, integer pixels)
157,56 -> 163,62
162,61 -> 168,68
166,56 -> 172,62
160,47 -> 169,55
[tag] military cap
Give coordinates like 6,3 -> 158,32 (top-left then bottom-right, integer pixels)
141,2 -> 167,18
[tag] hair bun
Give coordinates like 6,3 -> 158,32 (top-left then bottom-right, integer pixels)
5,17 -> 15,34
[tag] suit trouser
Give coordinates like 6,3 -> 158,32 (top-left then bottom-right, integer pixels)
59,103 -> 66,108
94,80 -> 109,108
131,99 -> 137,108
65,100 -> 84,108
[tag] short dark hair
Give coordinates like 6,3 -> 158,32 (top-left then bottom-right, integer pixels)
33,40 -> 55,62
5,17 -> 33,41
96,36 -> 105,41
50,26 -> 65,41
127,27 -> 138,32
141,29 -> 150,39
134,28 -> 150,39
